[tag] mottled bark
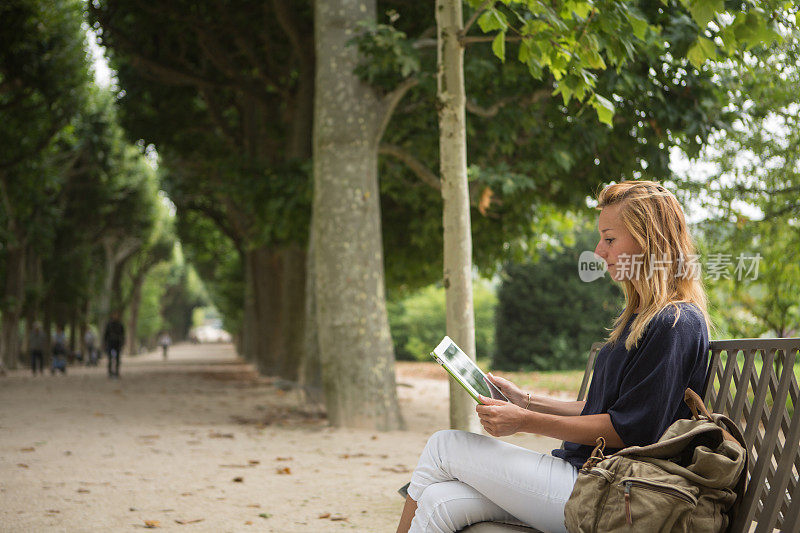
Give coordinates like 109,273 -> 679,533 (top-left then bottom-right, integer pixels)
300,227 -> 323,403
98,236 -> 140,337
0,246 -> 26,369
437,0 -> 481,432
126,276 -> 144,355
245,244 -> 307,381
312,0 -> 403,430
242,252 -> 258,362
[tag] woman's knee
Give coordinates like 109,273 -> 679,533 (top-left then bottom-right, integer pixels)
414,481 -> 508,533
425,429 -> 469,454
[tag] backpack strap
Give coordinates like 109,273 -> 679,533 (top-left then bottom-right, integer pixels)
580,437 -> 607,471
685,388 -> 749,530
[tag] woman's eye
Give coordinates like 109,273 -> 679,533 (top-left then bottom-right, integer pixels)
605,238 -> 615,244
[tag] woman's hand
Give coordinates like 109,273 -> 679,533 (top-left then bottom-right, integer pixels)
485,373 -> 528,408
476,396 -> 532,437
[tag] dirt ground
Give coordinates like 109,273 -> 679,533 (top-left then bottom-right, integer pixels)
0,344 -> 561,532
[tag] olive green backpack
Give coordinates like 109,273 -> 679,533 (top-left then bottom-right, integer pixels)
564,389 -> 747,533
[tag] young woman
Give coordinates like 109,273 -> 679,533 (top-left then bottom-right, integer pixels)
397,181 -> 712,533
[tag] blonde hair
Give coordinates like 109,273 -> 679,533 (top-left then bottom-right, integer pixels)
596,180 -> 713,350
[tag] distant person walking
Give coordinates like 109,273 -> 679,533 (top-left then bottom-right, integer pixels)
84,328 -> 98,366
158,331 -> 172,360
51,326 -> 68,374
104,313 -> 125,378
30,322 -> 47,375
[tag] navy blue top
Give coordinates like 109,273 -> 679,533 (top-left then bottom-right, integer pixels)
551,302 -> 709,470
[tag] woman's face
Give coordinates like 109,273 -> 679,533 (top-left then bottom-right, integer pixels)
595,203 -> 643,282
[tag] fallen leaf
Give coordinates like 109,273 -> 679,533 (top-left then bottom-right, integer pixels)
276,467 -> 291,475
371,435 -> 378,440
339,453 -> 367,459
232,477 -> 244,483
208,431 -> 234,439
246,504 -> 260,508
258,513 -> 271,519
330,515 -> 348,521
17,463 -> 28,468
143,520 -> 160,528
180,492 -> 193,496
175,518 -> 204,525
318,513 -> 330,519
20,447 -> 34,452
46,510 -> 60,514
244,521 -> 253,525
248,460 -> 260,465
77,488 -> 90,493
275,457 -> 292,461
381,466 -> 411,473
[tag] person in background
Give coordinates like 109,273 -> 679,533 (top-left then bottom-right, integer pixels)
84,327 -> 98,366
51,325 -> 68,375
103,312 -> 125,378
29,322 -> 47,375
158,331 -> 172,360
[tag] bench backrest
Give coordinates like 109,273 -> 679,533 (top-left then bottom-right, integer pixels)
577,338 -> 800,533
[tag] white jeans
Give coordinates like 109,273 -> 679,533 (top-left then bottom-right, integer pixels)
407,430 -> 578,533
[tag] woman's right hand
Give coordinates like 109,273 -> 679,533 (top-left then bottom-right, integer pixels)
486,373 -> 529,409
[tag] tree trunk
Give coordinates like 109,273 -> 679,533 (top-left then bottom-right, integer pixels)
242,251 -> 258,363
312,0 -> 402,430
98,236 -> 140,336
437,0 -> 481,432
43,305 -> 53,367
126,275 -> 145,356
68,312 -> 77,362
247,245 -> 273,374
300,227 -> 323,403
246,244 -> 307,381
0,246 -> 26,369
277,245 -> 306,381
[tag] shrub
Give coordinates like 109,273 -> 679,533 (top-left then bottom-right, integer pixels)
494,231 -> 622,370
389,280 -> 497,361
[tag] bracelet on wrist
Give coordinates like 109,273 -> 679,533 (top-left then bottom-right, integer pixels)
524,393 -> 531,410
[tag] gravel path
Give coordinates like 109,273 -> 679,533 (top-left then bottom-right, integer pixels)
0,344 -> 558,532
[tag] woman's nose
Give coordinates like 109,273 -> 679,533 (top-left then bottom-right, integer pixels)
594,242 -> 605,259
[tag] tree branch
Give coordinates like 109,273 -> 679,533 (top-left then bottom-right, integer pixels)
462,0 -> 496,37
377,77 -> 419,143
378,144 -> 440,190
461,35 -> 523,45
466,96 -> 515,118
197,87 -> 239,148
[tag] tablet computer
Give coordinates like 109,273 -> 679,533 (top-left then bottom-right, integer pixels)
431,336 -> 509,404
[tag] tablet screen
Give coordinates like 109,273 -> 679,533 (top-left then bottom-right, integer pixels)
432,337 -> 508,403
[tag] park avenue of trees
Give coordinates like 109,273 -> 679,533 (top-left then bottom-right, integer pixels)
2,0 -> 798,430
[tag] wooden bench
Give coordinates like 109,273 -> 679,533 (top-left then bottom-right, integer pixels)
450,338 -> 800,532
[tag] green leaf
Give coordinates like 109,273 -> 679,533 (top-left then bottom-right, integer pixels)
568,1 -> 593,19
518,41 -> 529,63
687,36 -> 717,69
478,10 -> 508,33
492,32 -> 506,63
626,12 -> 649,41
590,94 -> 615,126
684,0 -> 723,28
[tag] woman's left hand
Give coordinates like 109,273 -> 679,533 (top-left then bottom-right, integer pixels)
476,396 -> 531,437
